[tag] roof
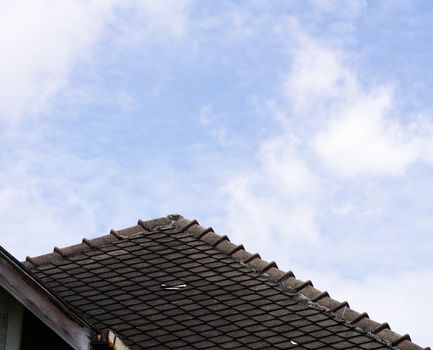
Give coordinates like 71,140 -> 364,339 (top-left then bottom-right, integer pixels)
20,214 -> 430,350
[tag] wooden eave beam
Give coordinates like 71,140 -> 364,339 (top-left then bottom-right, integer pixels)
0,247 -> 92,350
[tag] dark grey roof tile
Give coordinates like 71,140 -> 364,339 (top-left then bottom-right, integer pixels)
22,215 -> 429,350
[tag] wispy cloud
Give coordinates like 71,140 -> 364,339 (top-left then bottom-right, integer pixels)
0,0 -> 112,121
286,35 -> 433,178
224,137 -> 319,254
0,0 -> 191,122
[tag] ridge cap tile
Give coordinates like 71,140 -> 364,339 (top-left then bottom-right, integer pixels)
22,221 -> 150,267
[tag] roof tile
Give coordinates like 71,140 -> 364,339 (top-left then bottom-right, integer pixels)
21,215 -> 429,350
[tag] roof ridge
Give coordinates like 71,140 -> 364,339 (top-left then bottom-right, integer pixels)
22,216 -> 178,268
22,214 -> 430,350
168,215 -> 430,350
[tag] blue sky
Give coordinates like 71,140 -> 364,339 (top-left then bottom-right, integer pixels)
1,0 -> 432,346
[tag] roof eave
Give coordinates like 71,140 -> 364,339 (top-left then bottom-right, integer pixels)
0,246 -> 92,350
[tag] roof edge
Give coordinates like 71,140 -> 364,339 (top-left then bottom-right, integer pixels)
22,217 -> 177,269
0,246 -> 92,350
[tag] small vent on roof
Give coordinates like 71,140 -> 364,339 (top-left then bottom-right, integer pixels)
161,283 -> 187,290
290,340 -> 298,345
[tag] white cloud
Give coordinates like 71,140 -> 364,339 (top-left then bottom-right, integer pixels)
0,0 -> 191,122
0,0 -> 113,121
285,35 -> 358,113
223,135 -> 319,256
260,137 -> 315,195
284,32 -> 433,178
314,87 -> 420,178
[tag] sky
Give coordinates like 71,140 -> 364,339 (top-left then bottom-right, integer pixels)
0,0 -> 432,347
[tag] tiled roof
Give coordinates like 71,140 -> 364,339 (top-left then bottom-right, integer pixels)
23,215 -> 429,350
